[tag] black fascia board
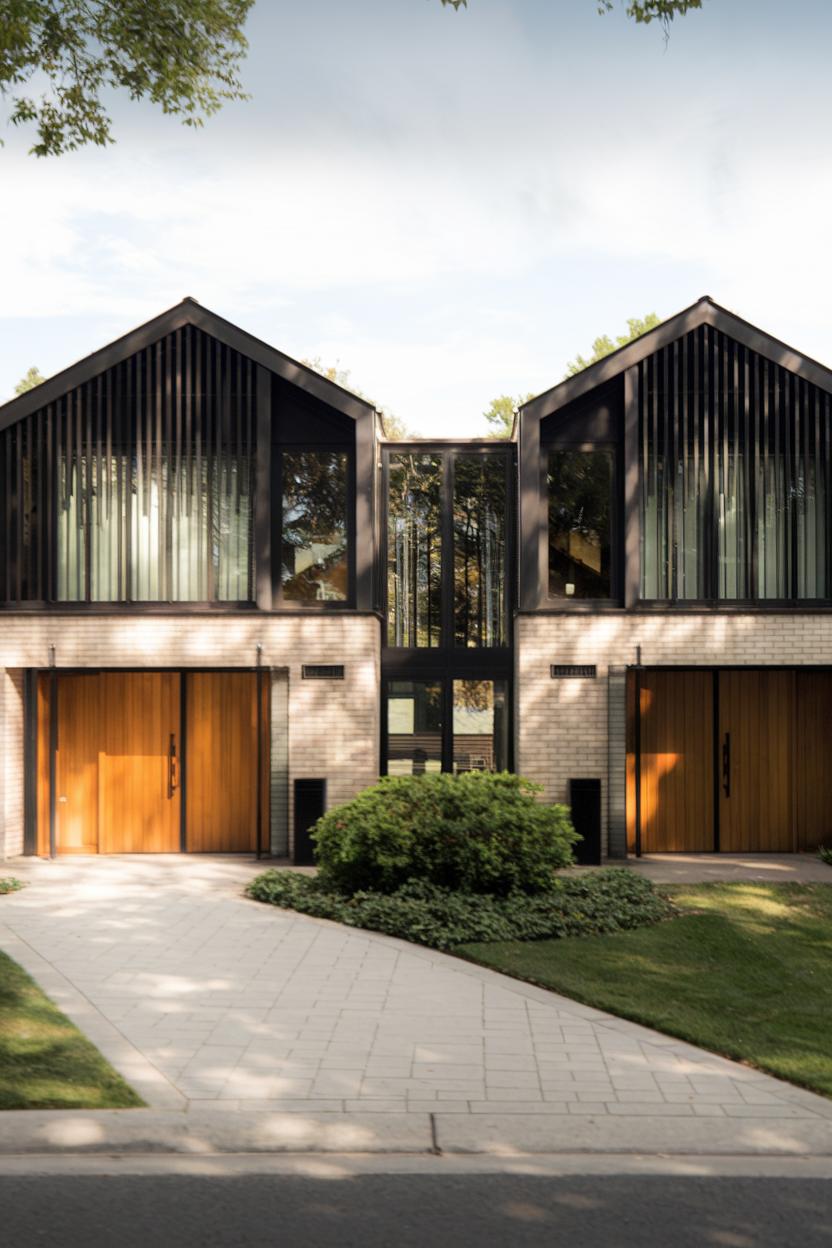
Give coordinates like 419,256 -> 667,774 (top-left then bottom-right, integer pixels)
0,297 -> 377,434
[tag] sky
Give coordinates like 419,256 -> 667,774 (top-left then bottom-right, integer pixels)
2,0 -> 832,436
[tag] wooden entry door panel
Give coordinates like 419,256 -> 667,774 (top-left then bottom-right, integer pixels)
185,672 -> 259,853
98,672 -> 181,854
795,671 -> 832,852
636,670 -> 715,853
55,675 -> 101,853
718,671 -> 795,853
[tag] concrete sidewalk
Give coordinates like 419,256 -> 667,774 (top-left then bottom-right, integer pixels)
0,855 -> 830,1158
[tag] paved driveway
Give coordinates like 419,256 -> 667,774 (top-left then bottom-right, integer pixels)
1,856 -> 830,1156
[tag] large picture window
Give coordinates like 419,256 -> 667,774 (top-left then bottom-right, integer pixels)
281,450 -> 349,602
548,449 -> 614,599
639,328 -> 831,603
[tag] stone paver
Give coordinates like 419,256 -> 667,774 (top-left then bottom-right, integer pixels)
0,855 -> 830,1157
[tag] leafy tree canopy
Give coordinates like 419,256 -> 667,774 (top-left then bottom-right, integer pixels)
483,393 -> 534,441
565,313 -> 660,377
1,0 -> 253,156
14,365 -> 46,395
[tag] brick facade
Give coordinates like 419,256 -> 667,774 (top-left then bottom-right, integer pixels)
516,611 -> 832,856
0,614 -> 380,860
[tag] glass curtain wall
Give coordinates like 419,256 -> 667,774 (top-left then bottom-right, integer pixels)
639,328 -> 831,602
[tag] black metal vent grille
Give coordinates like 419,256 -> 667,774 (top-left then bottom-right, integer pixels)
302,664 -> 345,680
551,664 -> 597,679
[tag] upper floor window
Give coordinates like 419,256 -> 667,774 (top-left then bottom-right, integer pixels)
280,450 -> 349,602
548,448 -> 614,599
639,327 -> 831,603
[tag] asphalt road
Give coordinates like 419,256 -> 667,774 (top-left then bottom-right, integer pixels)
2,1173 -> 830,1247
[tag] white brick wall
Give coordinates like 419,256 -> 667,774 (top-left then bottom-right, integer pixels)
517,611 -> 832,851
0,613 -> 380,859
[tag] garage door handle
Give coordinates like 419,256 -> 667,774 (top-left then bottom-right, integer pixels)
722,732 -> 731,798
168,733 -> 179,798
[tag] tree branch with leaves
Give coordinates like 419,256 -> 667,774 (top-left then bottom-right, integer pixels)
0,0 -> 254,156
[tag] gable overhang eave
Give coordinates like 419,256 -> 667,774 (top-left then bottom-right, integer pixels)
520,297 -> 832,428
0,298 -> 377,434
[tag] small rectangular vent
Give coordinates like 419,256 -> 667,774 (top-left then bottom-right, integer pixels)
302,664 -> 345,681
551,664 -> 597,679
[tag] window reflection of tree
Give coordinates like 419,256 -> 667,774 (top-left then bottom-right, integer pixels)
548,449 -> 612,598
453,456 -> 506,648
387,454 -> 442,646
281,451 -> 348,601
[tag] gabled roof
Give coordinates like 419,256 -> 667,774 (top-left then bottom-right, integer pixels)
0,297 -> 377,434
520,296 -> 832,423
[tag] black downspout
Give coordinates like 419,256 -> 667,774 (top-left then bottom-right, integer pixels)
634,644 -> 643,859
255,645 -> 263,861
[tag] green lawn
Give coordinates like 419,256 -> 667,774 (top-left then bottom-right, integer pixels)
456,882 -> 832,1099
0,951 -> 143,1109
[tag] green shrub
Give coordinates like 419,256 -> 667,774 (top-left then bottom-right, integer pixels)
310,772 -> 577,897
246,869 -> 670,951
819,845 -> 832,867
0,878 -> 23,895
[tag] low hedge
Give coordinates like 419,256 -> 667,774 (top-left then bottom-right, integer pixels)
246,869 -> 671,951
312,772 -> 577,897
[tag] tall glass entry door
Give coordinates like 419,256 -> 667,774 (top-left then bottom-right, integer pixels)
383,677 -> 509,776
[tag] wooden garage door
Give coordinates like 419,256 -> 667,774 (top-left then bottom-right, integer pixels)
185,672 -> 262,853
42,670 -> 268,854
633,670 -> 714,853
629,668 -> 831,853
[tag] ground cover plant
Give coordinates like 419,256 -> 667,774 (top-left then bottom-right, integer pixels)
457,883 -> 832,1099
0,878 -> 23,895
819,845 -> 832,867
249,774 -> 670,947
0,951 -> 143,1109
247,868 -> 671,951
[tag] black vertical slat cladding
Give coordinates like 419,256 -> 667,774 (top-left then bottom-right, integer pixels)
155,339 -> 163,598
784,367 -> 792,595
185,325 -> 193,516
195,330 -> 203,593
45,403 -> 54,601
